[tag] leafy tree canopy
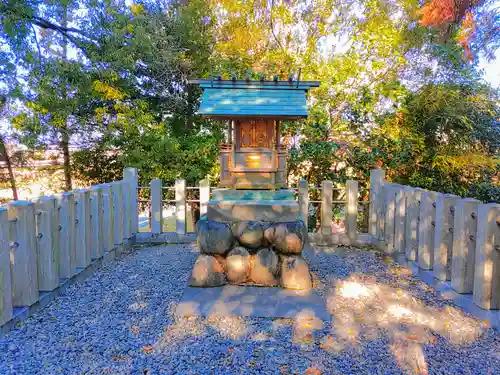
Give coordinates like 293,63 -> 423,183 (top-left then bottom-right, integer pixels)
0,0 -> 498,202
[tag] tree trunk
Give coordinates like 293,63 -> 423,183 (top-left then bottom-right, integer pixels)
61,132 -> 72,191
0,135 -> 18,200
191,202 -> 200,230
60,4 -> 72,192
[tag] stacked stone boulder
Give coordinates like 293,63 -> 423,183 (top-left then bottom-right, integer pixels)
189,217 -> 312,289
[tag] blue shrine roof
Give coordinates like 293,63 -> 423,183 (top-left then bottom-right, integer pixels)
191,79 -> 320,118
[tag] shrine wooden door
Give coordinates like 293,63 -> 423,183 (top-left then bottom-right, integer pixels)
236,120 -> 275,149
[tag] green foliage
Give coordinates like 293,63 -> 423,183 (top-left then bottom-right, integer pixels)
468,183 -> 500,204
0,0 -> 498,201
71,146 -> 124,186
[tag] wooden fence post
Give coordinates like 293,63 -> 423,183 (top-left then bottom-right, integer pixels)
35,196 -> 60,291
451,198 -> 480,293
346,180 -> 358,240
321,180 -> 333,240
394,186 -> 406,253
99,184 -> 114,252
150,179 -> 162,234
57,192 -> 76,279
74,189 -> 92,269
369,169 -> 385,238
383,184 -> 396,254
0,207 -> 13,324
123,168 -> 139,234
176,179 -> 186,235
432,194 -> 459,281
417,191 -> 436,270
473,203 -> 500,310
121,181 -> 131,240
90,186 -> 104,259
111,182 -> 124,246
8,201 -> 38,307
404,188 -> 422,261
298,180 -> 309,225
200,179 -> 210,217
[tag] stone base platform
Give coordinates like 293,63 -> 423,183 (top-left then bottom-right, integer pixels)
207,200 -> 299,222
191,219 -> 312,289
175,285 -> 330,320
192,189 -> 312,290
212,189 -> 295,201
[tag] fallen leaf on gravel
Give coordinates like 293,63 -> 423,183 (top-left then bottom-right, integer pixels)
131,326 -> 139,335
112,355 -> 128,362
305,367 -> 322,375
141,346 -> 153,354
354,313 -> 364,321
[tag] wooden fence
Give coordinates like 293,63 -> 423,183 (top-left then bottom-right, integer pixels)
0,168 -> 138,327
370,169 -> 500,311
135,175 -> 371,244
2,166 -> 500,330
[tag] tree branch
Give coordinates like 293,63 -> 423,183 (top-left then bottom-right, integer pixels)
269,0 -> 284,50
30,24 -> 43,73
30,16 -> 97,43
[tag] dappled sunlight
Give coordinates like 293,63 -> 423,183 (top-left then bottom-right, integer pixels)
337,280 -> 375,299
325,273 -> 486,373
250,331 -> 272,341
292,311 -> 325,348
156,315 -> 207,350
271,317 -> 294,332
128,301 -> 148,312
389,338 -> 428,375
205,314 -> 249,339
155,313 -> 249,352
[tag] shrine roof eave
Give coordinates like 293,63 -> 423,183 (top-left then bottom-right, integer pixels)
189,79 -> 320,90
200,114 -> 307,120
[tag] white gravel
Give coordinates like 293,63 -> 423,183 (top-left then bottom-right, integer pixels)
0,243 -> 499,375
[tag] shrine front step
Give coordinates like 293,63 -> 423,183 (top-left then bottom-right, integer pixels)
207,200 -> 299,222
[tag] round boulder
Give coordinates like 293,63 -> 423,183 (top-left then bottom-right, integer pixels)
213,254 -> 227,272
197,219 -> 233,255
232,221 -> 263,250
265,221 -> 306,254
195,214 -> 208,234
264,222 -> 286,245
250,248 -> 279,286
260,222 -> 273,247
226,246 -> 251,284
189,255 -> 226,287
280,255 -> 312,290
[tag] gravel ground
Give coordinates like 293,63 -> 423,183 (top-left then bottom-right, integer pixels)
1,243 -> 499,375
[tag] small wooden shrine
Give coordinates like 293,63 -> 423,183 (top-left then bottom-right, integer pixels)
190,77 -> 320,189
